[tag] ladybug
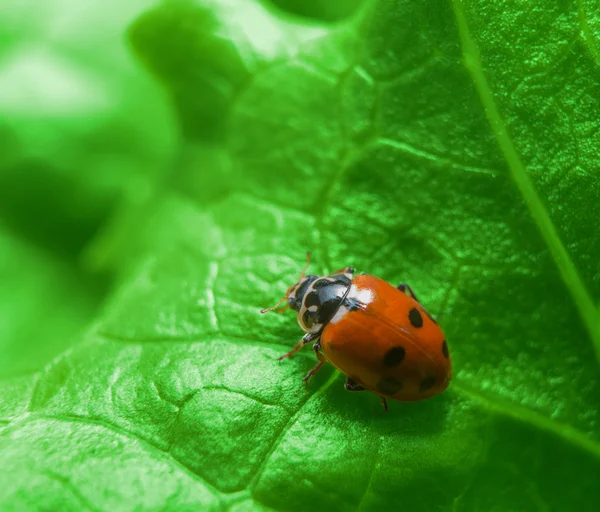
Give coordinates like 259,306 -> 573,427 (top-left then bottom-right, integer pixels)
261,253 -> 452,411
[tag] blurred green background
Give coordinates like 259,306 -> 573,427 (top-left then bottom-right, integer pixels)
1,0 -> 600,510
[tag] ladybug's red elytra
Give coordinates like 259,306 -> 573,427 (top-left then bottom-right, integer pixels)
261,253 -> 452,411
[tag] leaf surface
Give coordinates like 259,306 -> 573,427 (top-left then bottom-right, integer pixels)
2,0 -> 600,510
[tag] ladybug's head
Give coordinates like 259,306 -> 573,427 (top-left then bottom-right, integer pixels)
261,252 -> 354,336
260,252 -> 316,316
286,275 -> 319,312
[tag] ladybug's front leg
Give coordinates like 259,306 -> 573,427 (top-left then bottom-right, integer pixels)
397,283 -> 419,302
278,332 -> 319,361
302,340 -> 327,385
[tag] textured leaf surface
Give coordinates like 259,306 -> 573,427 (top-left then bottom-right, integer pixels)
2,0 -> 600,510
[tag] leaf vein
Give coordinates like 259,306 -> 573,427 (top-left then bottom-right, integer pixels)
36,413 -> 223,497
250,371 -> 339,495
97,331 -> 297,353
454,382 -> 600,459
578,0 -> 600,65
43,470 -> 104,512
377,138 -> 497,175
452,0 -> 600,365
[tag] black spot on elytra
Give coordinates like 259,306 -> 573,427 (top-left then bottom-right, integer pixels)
376,377 -> 403,396
420,375 -> 436,393
408,308 -> 423,328
383,346 -> 405,367
442,340 -> 449,359
312,278 -> 331,289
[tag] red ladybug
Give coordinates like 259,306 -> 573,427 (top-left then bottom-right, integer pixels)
261,253 -> 452,411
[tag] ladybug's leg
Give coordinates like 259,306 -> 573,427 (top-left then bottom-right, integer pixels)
397,283 -> 419,302
379,396 -> 389,412
302,340 -> 327,385
332,266 -> 355,275
398,284 -> 440,323
278,332 -> 319,361
344,376 -> 365,392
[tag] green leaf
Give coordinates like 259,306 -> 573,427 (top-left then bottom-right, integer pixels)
0,225 -> 102,377
2,0 -> 600,510
0,0 -> 177,255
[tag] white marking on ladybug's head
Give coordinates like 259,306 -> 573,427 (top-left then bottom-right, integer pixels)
286,278 -> 305,302
296,280 -> 325,334
287,275 -> 318,312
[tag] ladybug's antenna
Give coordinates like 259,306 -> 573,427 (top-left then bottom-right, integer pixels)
260,252 -> 311,315
260,296 -> 289,314
299,251 -> 311,279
